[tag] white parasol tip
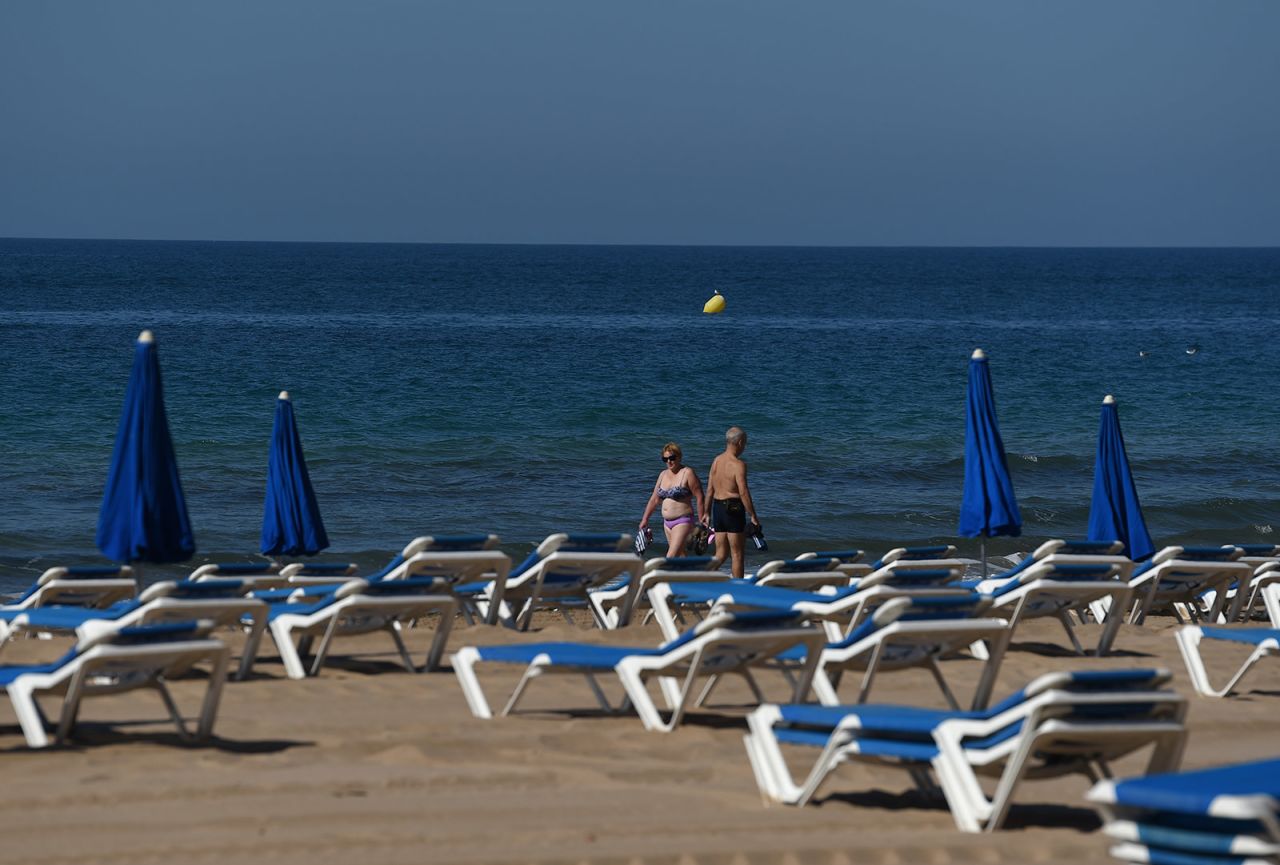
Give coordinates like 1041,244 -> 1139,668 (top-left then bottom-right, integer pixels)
138,330 -> 154,343
971,348 -> 986,360
1103,394 -> 1116,405
278,390 -> 290,401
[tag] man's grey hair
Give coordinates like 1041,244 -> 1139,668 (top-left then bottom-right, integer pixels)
725,426 -> 746,446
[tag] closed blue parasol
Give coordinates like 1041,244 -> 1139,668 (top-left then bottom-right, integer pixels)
261,390 -> 329,557
959,348 -> 1022,574
1088,394 -> 1154,561
96,330 -> 196,564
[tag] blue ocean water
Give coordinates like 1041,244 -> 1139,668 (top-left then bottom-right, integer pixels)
1,239 -> 1277,590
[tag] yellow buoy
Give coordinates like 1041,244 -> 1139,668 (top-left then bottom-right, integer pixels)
703,291 -> 725,314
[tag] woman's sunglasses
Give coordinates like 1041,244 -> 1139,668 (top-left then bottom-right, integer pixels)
662,454 -> 678,462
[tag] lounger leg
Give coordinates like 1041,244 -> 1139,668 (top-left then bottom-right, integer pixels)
660,649 -> 710,731
238,611 -> 268,680
1096,588 -> 1131,656
152,678 -> 192,740
1144,727 -> 1187,775
424,605 -> 455,672
197,646 -> 231,740
501,665 -> 542,716
583,672 -> 614,711
979,725 -> 1047,831
743,708 -> 799,804
909,767 -> 943,797
616,650 -> 700,732
970,628 -> 1010,712
451,648 -> 493,718
1056,612 -> 1085,655
645,584 -> 684,642
694,674 -> 720,708
53,668 -> 91,746
855,641 -> 888,704
1206,583 -> 1230,625
925,657 -> 961,711
269,619 -> 308,680
514,599 -> 535,632
307,615 -> 344,677
8,682 -> 51,748
740,669 -> 766,704
809,666 -> 841,706
387,622 -> 416,673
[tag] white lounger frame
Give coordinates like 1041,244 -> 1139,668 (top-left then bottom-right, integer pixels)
266,579 -> 458,679
3,565 -> 138,610
1230,560 -> 1280,622
189,562 -> 291,590
471,535 -> 641,630
452,612 -> 827,732
1175,585 -> 1280,698
808,599 -> 1011,711
744,676 -> 1187,832
587,559 -> 732,629
0,581 -> 268,681
972,561 -> 1134,657
645,574 -> 971,645
1,619 -> 230,749
1092,547 -> 1253,625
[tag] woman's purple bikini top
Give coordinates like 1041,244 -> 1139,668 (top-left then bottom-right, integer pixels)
658,485 -> 691,501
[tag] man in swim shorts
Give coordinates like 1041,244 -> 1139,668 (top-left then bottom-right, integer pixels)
702,425 -> 760,579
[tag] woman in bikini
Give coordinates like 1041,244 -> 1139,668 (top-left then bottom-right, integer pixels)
638,442 -> 706,557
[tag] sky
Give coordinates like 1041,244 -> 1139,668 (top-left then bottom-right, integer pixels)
1,1 -> 1277,246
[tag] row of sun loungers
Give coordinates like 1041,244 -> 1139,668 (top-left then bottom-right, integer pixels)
2,534 -> 1279,855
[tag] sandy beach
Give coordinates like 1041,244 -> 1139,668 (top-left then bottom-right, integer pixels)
0,611 -> 1274,865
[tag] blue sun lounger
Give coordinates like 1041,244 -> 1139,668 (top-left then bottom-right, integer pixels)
1224,545 -> 1280,622
0,579 -> 267,680
796,546 -> 973,587
646,566 -> 969,644
0,565 -> 137,611
451,609 -> 827,732
1089,757 -> 1280,865
0,619 -> 230,749
254,576 -> 460,679
744,668 -> 1187,832
455,533 -> 641,630
801,596 -> 1010,710
586,556 -> 731,629
187,561 -> 290,590
981,539 -> 1134,580
648,585 -> 1006,709
254,534 -> 511,626
280,533 -> 507,591
750,557 -> 849,590
1104,546 -> 1253,626
971,561 -> 1134,657
1176,600 -> 1280,698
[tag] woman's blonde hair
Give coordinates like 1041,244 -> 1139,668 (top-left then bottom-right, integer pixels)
661,442 -> 683,462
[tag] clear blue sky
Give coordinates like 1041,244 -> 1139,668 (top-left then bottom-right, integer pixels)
2,1 -> 1277,245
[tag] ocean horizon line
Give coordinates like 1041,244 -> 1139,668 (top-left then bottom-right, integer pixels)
3,235 -> 1278,252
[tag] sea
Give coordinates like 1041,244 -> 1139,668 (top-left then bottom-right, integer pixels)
1,239 -> 1277,591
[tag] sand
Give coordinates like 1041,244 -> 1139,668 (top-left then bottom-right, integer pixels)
0,613 -> 1275,865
